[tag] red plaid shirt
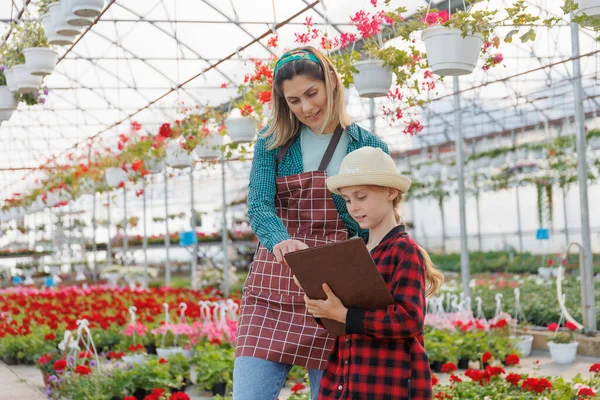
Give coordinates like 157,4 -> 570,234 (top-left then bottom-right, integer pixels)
318,226 -> 432,400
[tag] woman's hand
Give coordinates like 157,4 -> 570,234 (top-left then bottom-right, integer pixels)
273,239 -> 308,264
305,283 -> 347,324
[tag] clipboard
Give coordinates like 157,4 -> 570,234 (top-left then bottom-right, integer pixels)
284,237 -> 395,337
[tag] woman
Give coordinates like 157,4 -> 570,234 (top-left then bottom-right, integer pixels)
233,46 -> 389,400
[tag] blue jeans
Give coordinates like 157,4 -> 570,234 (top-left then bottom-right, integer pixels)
233,356 -> 324,400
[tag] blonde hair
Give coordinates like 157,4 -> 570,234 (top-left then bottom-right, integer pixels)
392,193 -> 444,298
264,46 -> 352,150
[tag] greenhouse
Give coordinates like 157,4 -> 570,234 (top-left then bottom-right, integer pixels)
0,0 -> 599,399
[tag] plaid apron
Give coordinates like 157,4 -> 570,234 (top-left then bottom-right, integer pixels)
236,127 -> 348,370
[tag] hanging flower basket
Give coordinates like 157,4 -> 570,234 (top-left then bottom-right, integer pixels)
156,347 -> 184,359
547,341 -> 578,364
12,65 -> 43,94
71,0 -> 106,17
166,141 -> 193,169
105,167 -> 129,188
61,0 -> 95,27
225,114 -> 257,144
4,68 -> 17,92
589,136 -> 600,151
23,48 -> 58,76
194,133 -> 222,160
0,86 -> 17,123
422,26 -> 483,76
144,158 -> 165,174
352,59 -> 393,98
576,0 -> 600,18
41,12 -> 74,46
50,3 -> 81,37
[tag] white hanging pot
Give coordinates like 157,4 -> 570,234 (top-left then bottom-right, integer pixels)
547,341 -> 578,364
41,12 -> 74,46
576,0 -> 600,17
23,48 -> 58,76
166,141 -> 194,169
4,68 -> 17,92
61,0 -> 94,26
156,347 -> 184,358
514,335 -> 533,357
352,59 -> 393,98
194,133 -> 222,160
144,158 -> 165,174
105,167 -> 129,188
589,136 -> 600,151
71,0 -> 106,17
225,114 -> 257,144
122,354 -> 146,364
50,3 -> 82,36
422,26 -> 483,76
0,86 -> 17,123
12,65 -> 43,94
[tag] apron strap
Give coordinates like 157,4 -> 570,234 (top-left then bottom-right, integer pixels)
317,125 -> 344,171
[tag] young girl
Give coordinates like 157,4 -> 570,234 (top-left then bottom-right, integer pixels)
234,46 -> 389,400
304,146 -> 444,400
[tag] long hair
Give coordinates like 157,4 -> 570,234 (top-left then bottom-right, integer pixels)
392,194 -> 444,298
264,46 -> 352,150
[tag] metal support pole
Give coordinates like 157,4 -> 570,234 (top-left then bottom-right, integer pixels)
570,19 -> 596,333
475,190 -> 482,251
123,187 -> 129,273
68,202 -> 73,270
92,192 -> 97,280
562,186 -> 570,247
439,198 -> 447,254
221,154 -> 230,297
142,179 -> 148,289
454,76 -> 471,299
190,167 -> 198,290
164,169 -> 171,287
515,185 -> 524,252
106,192 -> 112,267
369,98 -> 375,134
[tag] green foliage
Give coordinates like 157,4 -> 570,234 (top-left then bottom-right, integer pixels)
192,342 -> 235,395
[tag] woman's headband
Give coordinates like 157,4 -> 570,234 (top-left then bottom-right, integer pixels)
273,49 -> 321,76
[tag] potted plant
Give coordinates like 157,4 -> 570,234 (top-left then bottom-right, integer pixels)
0,65 -> 18,123
192,342 -> 234,396
587,129 -> 600,151
0,24 -> 43,94
224,107 -> 257,145
39,0 -> 74,46
69,0 -> 106,18
165,139 -> 194,169
49,2 -> 82,36
21,20 -> 58,76
60,0 -> 95,27
547,321 -> 579,364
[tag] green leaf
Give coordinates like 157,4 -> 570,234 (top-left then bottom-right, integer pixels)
504,29 -> 519,43
519,28 -> 536,43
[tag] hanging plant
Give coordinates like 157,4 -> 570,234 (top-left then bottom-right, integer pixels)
536,183 -> 544,227
545,184 -> 553,230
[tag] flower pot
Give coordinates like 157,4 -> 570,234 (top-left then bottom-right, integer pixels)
430,360 -> 443,373
4,68 -> 17,92
548,341 -> 578,364
0,86 -> 17,123
225,114 -> 257,144
144,343 -> 157,355
41,12 -> 74,46
105,167 -> 129,187
511,335 -> 534,358
71,0 -> 106,17
2,355 -> 17,365
576,0 -> 600,18
458,358 -> 470,370
166,141 -> 193,169
194,133 -> 222,160
144,158 -> 164,174
422,26 -> 483,76
589,136 -> 600,151
50,3 -> 82,36
122,353 -> 145,364
23,48 -> 58,76
12,65 -> 43,94
61,0 -> 95,26
23,267 -> 35,285
211,382 -> 227,396
352,59 -> 393,98
538,267 -> 552,279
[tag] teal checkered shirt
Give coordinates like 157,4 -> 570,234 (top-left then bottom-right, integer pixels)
248,123 -> 389,252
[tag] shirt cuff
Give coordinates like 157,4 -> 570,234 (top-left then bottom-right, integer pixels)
264,230 -> 292,253
345,308 -> 365,335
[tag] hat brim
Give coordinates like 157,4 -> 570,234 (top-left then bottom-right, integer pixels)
326,172 -> 411,195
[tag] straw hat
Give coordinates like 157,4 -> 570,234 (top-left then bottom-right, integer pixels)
326,147 -> 411,195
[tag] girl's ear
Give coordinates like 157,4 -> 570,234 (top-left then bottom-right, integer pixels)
388,188 -> 399,201
329,70 -> 338,91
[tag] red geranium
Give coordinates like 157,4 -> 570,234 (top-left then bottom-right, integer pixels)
577,387 -> 596,397
44,332 -> 56,341
75,365 -> 92,375
158,123 -> 173,139
504,353 -> 520,366
590,363 -> 600,373
158,358 -> 168,364
53,359 -> 67,373
565,321 -> 578,331
522,377 -> 552,393
441,362 -> 457,373
291,382 -> 306,394
505,373 -> 521,385
169,393 -> 190,400
481,351 -> 492,363
547,322 -> 559,331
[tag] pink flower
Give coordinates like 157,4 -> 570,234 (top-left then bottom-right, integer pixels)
124,322 -> 148,337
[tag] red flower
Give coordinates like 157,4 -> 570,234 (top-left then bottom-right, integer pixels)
44,332 -> 56,341
481,351 -> 492,363
577,387 -> 596,397
220,83 -> 227,88
118,181 -> 125,188
590,363 -> 600,373
449,374 -> 462,383
151,388 -> 166,396
291,382 -> 306,394
565,321 -> 578,331
108,351 -> 125,360
159,123 -> 173,138
131,160 -> 144,172
522,377 -> 552,393
506,373 -> 521,385
124,397 -> 136,400
239,104 -> 254,116
434,392 -> 452,399
37,353 -> 52,365
75,365 -> 92,375
130,121 -> 142,132
169,393 -> 190,400
159,358 -> 168,364
547,322 -> 559,331
441,362 -> 457,373
257,90 -> 272,104
267,35 -> 279,48
504,353 -> 520,366
53,359 -> 67,373
432,374 -> 439,386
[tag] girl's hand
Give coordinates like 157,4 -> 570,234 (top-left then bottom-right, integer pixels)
305,283 -> 347,324
273,239 -> 308,264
